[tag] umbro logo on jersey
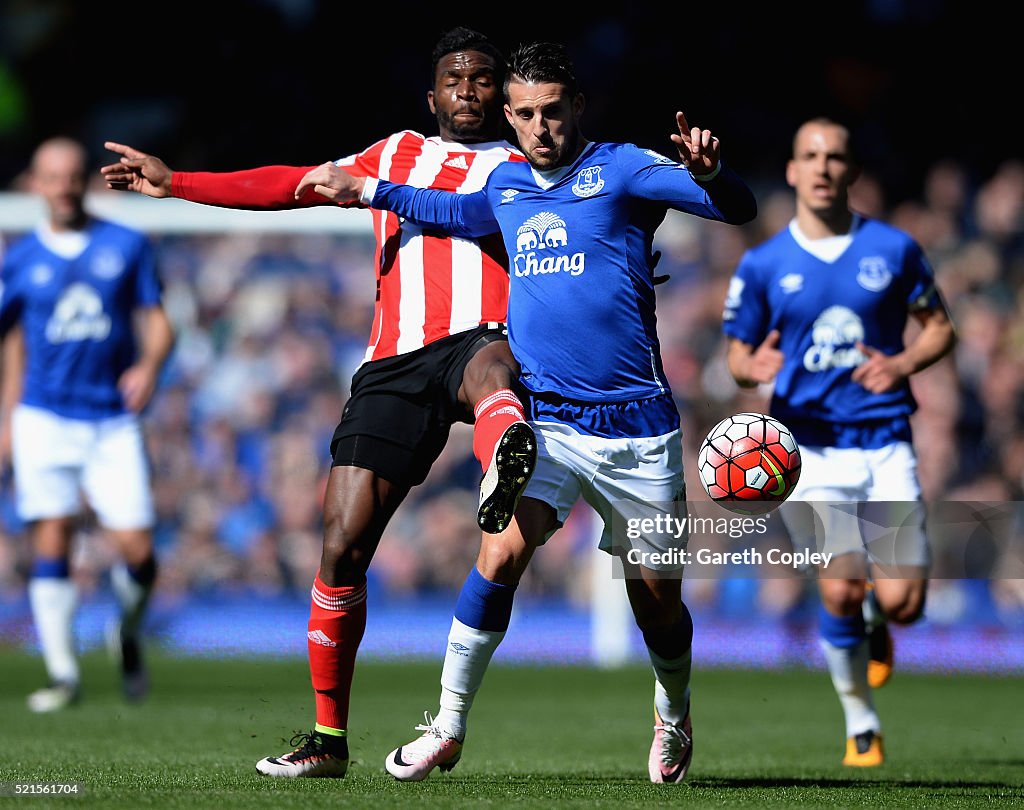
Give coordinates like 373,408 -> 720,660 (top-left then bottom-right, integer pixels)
307,630 -> 337,648
779,274 -> 803,293
444,155 -> 469,170
501,189 -> 519,204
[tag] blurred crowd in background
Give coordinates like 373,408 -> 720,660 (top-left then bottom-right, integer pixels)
1,154 -> 1021,630
0,0 -> 1021,638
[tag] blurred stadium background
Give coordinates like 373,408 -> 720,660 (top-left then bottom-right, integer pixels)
1,1 -> 1022,679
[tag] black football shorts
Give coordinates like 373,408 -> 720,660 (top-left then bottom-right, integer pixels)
330,322 -> 508,487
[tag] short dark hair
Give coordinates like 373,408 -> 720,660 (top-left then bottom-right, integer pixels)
793,117 -> 859,165
430,27 -> 505,84
505,41 -> 579,97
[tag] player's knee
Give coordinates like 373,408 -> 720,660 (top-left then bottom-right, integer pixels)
463,344 -> 519,405
630,590 -> 684,631
819,580 -> 865,615
476,542 -> 523,585
321,515 -> 375,577
883,594 -> 925,624
108,529 -> 153,565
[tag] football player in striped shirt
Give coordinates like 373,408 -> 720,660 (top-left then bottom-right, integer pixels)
102,28 -> 537,778
301,40 -> 757,782
722,118 -> 956,766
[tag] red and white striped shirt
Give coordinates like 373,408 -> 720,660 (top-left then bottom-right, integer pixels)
171,132 -> 524,363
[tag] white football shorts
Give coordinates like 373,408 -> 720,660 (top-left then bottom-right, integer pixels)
521,421 -> 688,570
11,404 -> 155,530
778,441 -> 930,569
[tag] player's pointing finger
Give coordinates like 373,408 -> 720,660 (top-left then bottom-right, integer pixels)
104,141 -> 146,160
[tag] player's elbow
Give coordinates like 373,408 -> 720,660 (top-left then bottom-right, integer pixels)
717,201 -> 757,227
935,319 -> 958,361
945,323 -> 958,354
731,194 -> 757,225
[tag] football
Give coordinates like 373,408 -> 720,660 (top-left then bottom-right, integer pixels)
697,412 -> 802,513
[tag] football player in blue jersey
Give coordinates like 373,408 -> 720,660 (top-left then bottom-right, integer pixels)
0,137 -> 174,711
298,41 -> 756,782
721,118 -> 956,766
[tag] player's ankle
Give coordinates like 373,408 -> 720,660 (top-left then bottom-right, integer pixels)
433,708 -> 467,742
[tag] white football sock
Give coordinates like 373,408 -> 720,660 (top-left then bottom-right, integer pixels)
434,617 -> 505,741
110,563 -> 152,637
649,647 -> 692,725
819,637 -> 880,737
28,577 -> 79,686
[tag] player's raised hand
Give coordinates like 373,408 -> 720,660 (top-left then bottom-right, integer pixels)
747,330 -> 785,384
101,142 -> 173,198
851,342 -> 908,393
294,163 -> 365,202
670,111 -> 721,176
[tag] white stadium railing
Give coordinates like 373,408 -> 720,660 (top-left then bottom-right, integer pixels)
0,191 -> 373,234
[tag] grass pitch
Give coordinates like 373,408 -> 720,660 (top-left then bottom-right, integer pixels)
1,649 -> 1021,808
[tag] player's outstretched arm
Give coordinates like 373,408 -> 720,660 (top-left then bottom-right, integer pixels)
104,143 -> 326,210
299,165 -> 501,239
101,142 -> 173,198
294,163 -> 365,203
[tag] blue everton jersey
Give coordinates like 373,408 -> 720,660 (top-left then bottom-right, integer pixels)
372,141 -> 755,402
0,218 -> 164,419
722,216 -> 940,428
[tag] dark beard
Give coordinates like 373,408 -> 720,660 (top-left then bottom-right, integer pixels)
437,109 -> 491,143
526,130 -> 583,171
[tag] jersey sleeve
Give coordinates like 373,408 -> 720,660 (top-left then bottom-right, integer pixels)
370,181 -> 499,238
131,234 -> 164,307
902,239 -> 941,312
171,164 -> 336,209
334,137 -> 387,178
0,256 -> 24,338
618,145 -> 757,224
721,250 -> 770,346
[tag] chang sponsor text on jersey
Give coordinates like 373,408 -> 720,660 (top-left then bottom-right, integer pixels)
512,211 -> 584,277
